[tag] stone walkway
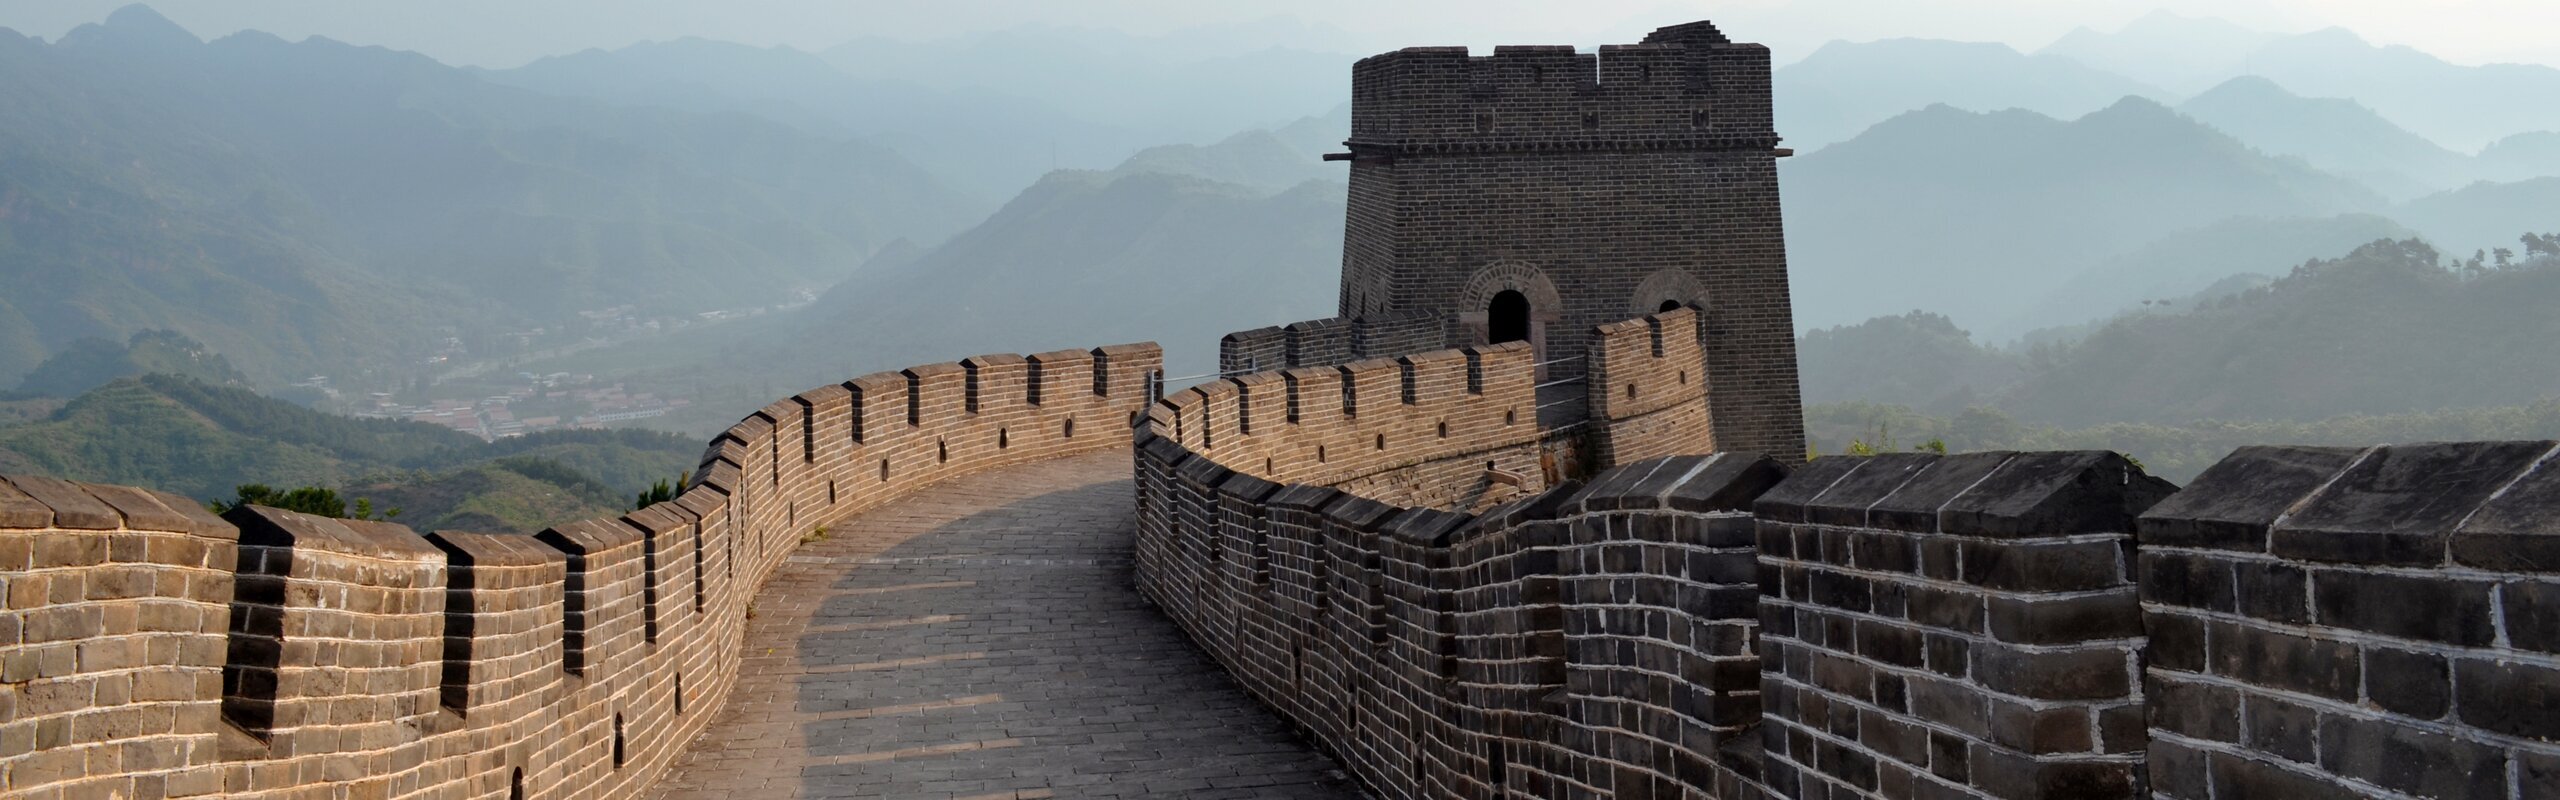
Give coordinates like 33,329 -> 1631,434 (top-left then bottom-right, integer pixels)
648,451 -> 1361,800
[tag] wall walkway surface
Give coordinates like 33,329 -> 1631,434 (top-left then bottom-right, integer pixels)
0,343 -> 1162,800
645,451 -> 1358,799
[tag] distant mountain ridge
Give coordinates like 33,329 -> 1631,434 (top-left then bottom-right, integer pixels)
0,4 -> 980,387
1775,38 -> 2165,151
2176,76 -> 2472,199
488,29 -> 1356,201
1109,106 -> 1347,193
2037,11 -> 2281,95
1783,96 -> 2383,332
2036,12 -> 2560,152
776,169 -> 1344,382
487,37 -> 1144,201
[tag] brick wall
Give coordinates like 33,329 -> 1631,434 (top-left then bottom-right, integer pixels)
2139,442 -> 2560,799
1755,451 -> 2176,799
0,476 -> 235,800
0,342 -> 1160,800
1156,341 -> 1549,511
1220,313 -> 1451,377
1333,21 -> 1806,462
1140,413 -> 2560,800
1130,443 -> 1789,800
1587,307 -> 1716,465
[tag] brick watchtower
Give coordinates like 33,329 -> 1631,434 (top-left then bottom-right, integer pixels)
1331,20 -> 1806,459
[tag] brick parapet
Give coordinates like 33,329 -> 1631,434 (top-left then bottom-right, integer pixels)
0,476 -> 236,800
1343,22 -> 1776,156
1754,451 -> 2176,799
1157,341 -> 1548,510
2138,441 -> 2560,799
1219,313 -> 1451,377
0,341 -> 1161,799
1140,428 -> 2560,800
1588,307 -> 1716,465
1130,443 -> 1790,799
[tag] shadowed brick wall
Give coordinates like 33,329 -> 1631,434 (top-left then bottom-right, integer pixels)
1131,443 -> 1789,800
1137,423 -> 2560,800
1754,451 -> 2175,799
0,342 -> 1160,800
2139,442 -> 2560,799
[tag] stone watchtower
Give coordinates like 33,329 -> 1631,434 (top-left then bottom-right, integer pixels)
1331,20 -> 1806,459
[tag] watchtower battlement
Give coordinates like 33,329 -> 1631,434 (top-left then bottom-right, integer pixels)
1345,23 -> 1775,152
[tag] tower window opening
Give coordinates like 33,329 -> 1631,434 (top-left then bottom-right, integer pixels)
1489,290 -> 1531,345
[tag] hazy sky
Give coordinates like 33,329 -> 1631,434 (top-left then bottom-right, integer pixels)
6,0 -> 2557,70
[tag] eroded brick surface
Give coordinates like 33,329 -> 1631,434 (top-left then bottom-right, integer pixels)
649,452 -> 1359,800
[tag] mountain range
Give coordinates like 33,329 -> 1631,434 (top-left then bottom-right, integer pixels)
1781,96 -> 2382,332
1787,13 -> 2560,157
5,3 -> 2559,447
488,30 -> 1354,202
0,5 -> 980,387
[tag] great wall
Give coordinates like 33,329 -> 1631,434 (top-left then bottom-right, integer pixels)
5,18 -> 2559,800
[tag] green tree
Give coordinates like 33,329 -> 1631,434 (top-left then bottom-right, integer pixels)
633,471 -> 689,510
210,484 -> 399,520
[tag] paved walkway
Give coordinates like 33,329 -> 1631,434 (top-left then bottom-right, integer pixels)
649,451 -> 1361,800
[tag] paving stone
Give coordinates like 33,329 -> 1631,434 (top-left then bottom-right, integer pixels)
647,452 -> 1358,800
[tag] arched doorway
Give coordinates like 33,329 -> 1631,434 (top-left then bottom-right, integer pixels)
1489,290 -> 1531,344
1659,299 -> 1685,313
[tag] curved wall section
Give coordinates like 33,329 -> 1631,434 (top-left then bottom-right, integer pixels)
1152,341 -> 1550,511
1132,412 -> 1789,798
0,342 -> 1161,800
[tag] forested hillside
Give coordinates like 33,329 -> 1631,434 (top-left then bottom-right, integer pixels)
12,331 -> 252,398
0,373 -> 697,532
2004,237 -> 2560,425
1806,233 -> 2560,429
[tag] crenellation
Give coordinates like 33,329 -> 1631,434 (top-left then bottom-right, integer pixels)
1148,387 -> 2560,800
1093,343 -> 1163,402
0,341 -> 1162,798
219,507 -> 449,763
1588,307 -> 1716,465
2141,441 -> 2560,800
1024,349 -> 1091,408
1160,341 -> 1550,510
420,530 -> 564,722
1134,448 -> 1795,799
960,353 -> 1028,414
534,518 -> 643,682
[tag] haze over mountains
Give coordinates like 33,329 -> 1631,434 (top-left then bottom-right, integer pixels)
486,30 -> 1352,201
3,4 -> 2560,513
0,5 -> 979,386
